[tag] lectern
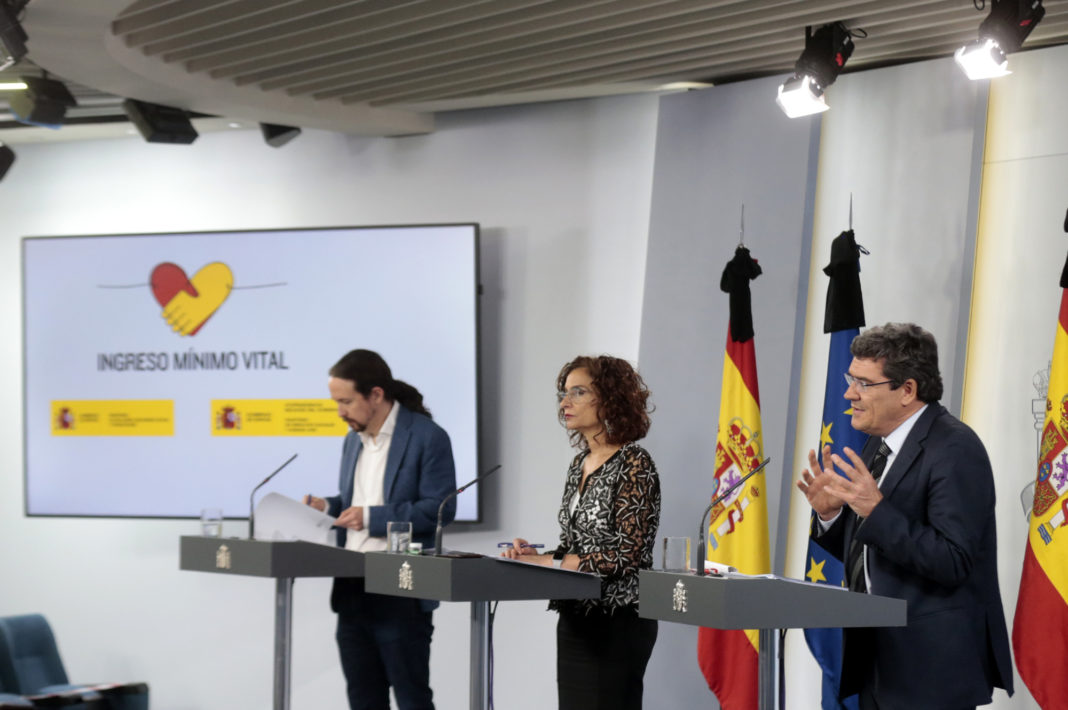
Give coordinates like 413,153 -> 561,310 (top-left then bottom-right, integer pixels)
179,536 -> 365,710
639,571 -> 907,710
364,552 -> 601,710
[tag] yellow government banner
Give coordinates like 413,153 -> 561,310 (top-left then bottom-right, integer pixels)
51,400 -> 174,436
211,399 -> 347,436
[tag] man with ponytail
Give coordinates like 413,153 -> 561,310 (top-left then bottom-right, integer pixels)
304,349 -> 457,710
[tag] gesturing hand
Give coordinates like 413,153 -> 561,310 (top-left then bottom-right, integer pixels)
796,445 -> 845,520
822,446 -> 884,518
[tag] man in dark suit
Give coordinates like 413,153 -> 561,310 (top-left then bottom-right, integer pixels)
797,323 -> 1013,709
305,349 -> 456,710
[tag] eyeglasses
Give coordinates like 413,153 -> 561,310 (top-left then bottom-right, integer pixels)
843,373 -> 894,392
556,386 -> 593,403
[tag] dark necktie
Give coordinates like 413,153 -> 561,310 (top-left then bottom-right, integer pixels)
846,440 -> 891,593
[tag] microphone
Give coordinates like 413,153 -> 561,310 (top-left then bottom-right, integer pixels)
694,457 -> 770,576
248,453 -> 298,539
434,464 -> 502,555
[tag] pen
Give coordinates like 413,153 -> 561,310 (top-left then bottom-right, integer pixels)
497,542 -> 544,548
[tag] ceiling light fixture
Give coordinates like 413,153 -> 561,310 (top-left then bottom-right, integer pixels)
260,123 -> 301,148
9,75 -> 77,129
776,22 -> 857,118
0,1 -> 27,71
123,99 -> 198,144
955,0 -> 1045,80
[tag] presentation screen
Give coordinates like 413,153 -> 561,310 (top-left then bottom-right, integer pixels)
22,225 -> 481,521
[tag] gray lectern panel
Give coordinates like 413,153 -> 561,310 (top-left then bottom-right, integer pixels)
179,536 -> 364,578
639,571 -> 906,629
364,553 -> 601,602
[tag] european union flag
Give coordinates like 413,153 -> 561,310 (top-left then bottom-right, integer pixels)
803,229 -> 869,710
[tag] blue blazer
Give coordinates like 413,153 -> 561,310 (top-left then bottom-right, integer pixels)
822,403 -> 1013,708
325,404 -> 457,551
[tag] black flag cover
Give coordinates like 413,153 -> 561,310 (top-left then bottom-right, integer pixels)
720,245 -> 762,342
822,229 -> 865,333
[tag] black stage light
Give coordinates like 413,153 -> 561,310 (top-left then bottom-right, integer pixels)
956,0 -> 1045,79
0,2 -> 27,71
260,122 -> 301,148
9,75 -> 77,128
123,99 -> 198,144
0,142 -> 14,180
776,22 -> 855,118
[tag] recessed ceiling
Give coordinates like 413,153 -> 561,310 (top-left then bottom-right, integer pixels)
2,0 -> 1067,142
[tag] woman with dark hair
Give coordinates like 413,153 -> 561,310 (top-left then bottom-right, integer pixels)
502,355 -> 660,710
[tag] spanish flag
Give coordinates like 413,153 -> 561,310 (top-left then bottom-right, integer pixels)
1012,236 -> 1068,708
697,246 -> 771,709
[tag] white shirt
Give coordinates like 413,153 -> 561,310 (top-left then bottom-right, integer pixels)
818,404 -> 928,593
344,401 -> 399,553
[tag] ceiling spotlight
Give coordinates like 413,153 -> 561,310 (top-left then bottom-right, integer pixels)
9,76 -> 77,129
776,22 -> 856,118
260,123 -> 301,148
123,99 -> 198,144
0,2 -> 27,71
955,0 -> 1045,80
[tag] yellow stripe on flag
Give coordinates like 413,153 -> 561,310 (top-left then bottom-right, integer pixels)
1028,317 -> 1068,603
709,348 -> 770,651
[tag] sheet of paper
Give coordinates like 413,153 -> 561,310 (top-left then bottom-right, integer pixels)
253,492 -> 337,545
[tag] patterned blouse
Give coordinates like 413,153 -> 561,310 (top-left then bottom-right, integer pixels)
548,442 -> 661,615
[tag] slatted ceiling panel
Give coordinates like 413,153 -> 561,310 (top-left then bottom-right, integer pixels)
138,0 -> 376,59
9,0 -> 1068,139
123,1 -> 314,50
105,0 -> 1004,108
114,0 -> 1001,107
161,0 -> 462,68
269,3 -> 781,99
271,0 -> 794,97
205,0 -> 575,83
168,0 -> 532,72
112,0 -> 247,34
200,0 -> 630,82
256,0 -> 692,95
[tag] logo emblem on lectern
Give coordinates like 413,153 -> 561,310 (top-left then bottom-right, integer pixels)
399,561 -> 414,591
215,544 -> 231,570
672,580 -> 688,613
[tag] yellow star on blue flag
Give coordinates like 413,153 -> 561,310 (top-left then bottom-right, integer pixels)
807,557 -> 827,584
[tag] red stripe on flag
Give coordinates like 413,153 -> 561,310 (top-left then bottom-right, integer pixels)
1059,288 -> 1068,334
697,627 -> 759,710
726,332 -> 761,407
1012,541 -> 1068,707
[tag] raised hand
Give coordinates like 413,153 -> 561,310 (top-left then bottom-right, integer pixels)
797,445 -> 846,520
822,446 -> 884,518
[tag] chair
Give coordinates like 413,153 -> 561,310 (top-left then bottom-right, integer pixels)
0,615 -> 147,710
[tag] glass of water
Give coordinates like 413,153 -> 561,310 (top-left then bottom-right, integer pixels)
200,508 -> 224,537
662,536 -> 691,572
387,521 -> 412,553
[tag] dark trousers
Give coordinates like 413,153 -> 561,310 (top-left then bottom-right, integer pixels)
858,686 -> 975,710
556,606 -> 658,710
333,579 -> 435,710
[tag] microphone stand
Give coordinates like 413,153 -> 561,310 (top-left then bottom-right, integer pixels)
694,457 -> 770,576
248,453 -> 298,539
434,464 -> 502,555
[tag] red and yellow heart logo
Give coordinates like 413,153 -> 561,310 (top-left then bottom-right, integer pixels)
150,262 -> 233,336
